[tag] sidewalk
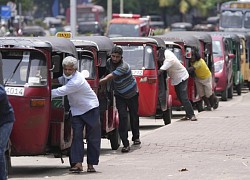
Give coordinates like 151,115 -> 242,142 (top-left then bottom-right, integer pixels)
85,92 -> 250,180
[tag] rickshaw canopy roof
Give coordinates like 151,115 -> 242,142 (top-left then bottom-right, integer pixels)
182,31 -> 212,44
110,36 -> 166,49
0,37 -> 78,57
160,32 -> 200,48
209,32 -> 241,43
71,36 -> 114,53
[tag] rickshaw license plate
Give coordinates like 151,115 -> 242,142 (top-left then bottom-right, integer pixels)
5,87 -> 24,96
132,70 -> 143,76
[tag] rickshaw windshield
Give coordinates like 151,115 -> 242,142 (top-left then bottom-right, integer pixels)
78,51 -> 96,79
166,47 -> 183,63
122,45 -> 155,70
2,50 -> 47,86
212,40 -> 223,56
244,12 -> 250,28
221,11 -> 243,28
108,24 -> 140,37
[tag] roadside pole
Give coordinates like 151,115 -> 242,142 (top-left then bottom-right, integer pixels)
107,0 -> 112,23
70,0 -> 76,37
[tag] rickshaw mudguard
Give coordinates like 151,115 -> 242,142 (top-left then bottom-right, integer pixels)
9,95 -> 50,155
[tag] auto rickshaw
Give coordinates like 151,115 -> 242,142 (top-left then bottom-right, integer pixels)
209,33 -> 234,101
212,32 -> 243,96
237,32 -> 250,90
0,36 -> 78,173
70,35 -> 120,150
156,32 -> 204,111
111,36 -> 173,125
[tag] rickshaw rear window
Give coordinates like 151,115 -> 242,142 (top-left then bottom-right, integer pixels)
122,45 -> 155,70
166,47 -> 183,63
2,50 -> 47,86
212,40 -> 223,56
78,52 -> 96,79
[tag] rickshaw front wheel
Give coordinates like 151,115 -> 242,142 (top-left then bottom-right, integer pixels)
109,128 -> 121,150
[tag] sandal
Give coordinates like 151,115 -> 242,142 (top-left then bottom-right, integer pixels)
133,139 -> 141,145
87,164 -> 96,173
180,116 -> 190,120
69,163 -> 83,172
121,146 -> 130,153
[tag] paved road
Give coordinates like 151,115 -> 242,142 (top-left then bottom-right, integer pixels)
9,90 -> 250,180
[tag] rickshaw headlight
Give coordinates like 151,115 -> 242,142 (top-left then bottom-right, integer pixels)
30,99 -> 46,107
214,60 -> 224,73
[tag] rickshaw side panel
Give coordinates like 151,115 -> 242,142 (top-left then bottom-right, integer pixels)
135,73 -> 158,116
9,95 -> 50,155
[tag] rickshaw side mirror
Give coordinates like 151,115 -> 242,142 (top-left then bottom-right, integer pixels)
228,53 -> 235,60
50,55 -> 60,72
185,47 -> 192,58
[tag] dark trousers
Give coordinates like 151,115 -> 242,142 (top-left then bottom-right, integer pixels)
116,93 -> 140,147
175,79 -> 195,118
0,122 -> 13,180
70,107 -> 101,165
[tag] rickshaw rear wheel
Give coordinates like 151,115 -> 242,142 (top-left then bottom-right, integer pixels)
221,89 -> 228,101
236,83 -> 241,95
163,108 -> 172,125
109,128 -> 121,150
227,84 -> 233,99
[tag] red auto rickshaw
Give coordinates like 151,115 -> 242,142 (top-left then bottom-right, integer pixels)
156,33 -> 204,111
111,36 -> 172,125
1,36 -> 78,173
70,35 -> 120,150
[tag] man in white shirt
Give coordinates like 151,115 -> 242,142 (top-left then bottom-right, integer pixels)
52,56 -> 100,173
159,50 -> 197,121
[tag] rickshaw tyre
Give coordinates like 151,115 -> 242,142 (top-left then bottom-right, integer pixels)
227,85 -> 233,99
248,81 -> 250,90
163,108 -> 172,125
109,128 -> 121,150
221,89 -> 228,101
236,84 -> 241,95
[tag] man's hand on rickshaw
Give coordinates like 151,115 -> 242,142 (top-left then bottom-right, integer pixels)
158,69 -> 164,75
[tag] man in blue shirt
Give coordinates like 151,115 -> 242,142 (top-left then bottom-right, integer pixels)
99,46 -> 141,153
0,84 -> 15,180
52,56 -> 100,173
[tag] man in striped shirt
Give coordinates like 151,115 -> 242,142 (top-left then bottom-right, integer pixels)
99,46 -> 140,153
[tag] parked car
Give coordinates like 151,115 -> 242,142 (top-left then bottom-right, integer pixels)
22,26 -> 47,37
78,21 -> 104,36
170,22 -> 193,31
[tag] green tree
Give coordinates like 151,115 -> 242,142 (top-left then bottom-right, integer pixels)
93,0 -> 160,15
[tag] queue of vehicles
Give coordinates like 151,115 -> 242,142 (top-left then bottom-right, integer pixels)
2,7 -> 250,176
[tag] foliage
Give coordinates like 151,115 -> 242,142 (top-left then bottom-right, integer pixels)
93,0 -> 160,15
